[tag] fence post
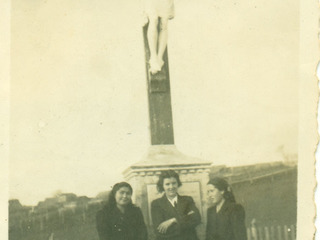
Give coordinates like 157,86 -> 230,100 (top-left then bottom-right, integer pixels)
277,225 -> 282,240
258,227 -> 264,240
48,232 -> 54,240
290,225 -> 296,240
251,227 -> 258,240
284,225 -> 289,240
247,228 -> 252,240
270,226 -> 275,240
251,220 -> 258,240
264,226 -> 270,240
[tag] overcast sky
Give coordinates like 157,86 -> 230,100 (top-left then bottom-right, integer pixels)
10,0 -> 299,205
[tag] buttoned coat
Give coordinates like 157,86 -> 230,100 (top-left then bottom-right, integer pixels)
151,194 -> 201,240
96,205 -> 148,240
205,200 -> 247,240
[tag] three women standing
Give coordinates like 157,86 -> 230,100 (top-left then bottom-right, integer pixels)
96,182 -> 148,240
96,175 -> 247,240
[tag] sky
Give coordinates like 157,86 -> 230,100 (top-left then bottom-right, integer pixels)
10,0 -> 300,205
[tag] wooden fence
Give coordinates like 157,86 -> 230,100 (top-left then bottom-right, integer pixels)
44,225 -> 297,240
247,225 -> 296,240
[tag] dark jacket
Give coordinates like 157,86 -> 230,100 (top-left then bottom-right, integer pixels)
96,204 -> 148,240
206,201 -> 247,240
151,195 -> 201,240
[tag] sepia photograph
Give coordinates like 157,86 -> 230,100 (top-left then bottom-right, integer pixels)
1,0 -> 318,239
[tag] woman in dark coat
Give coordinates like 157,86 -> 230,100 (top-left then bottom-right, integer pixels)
151,170 -> 201,240
206,177 -> 247,240
96,182 -> 148,240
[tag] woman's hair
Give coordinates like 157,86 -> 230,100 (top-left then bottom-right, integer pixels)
106,182 -> 133,209
156,170 -> 182,193
207,177 -> 236,203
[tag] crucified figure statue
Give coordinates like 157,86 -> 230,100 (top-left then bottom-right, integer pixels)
142,0 -> 174,75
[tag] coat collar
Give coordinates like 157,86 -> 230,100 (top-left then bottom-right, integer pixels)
161,193 -> 180,202
217,200 -> 234,214
160,194 -> 181,210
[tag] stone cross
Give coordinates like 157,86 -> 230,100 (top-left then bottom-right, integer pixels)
124,27 -> 212,239
142,24 -> 174,145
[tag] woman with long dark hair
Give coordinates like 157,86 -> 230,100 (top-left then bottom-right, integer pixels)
96,182 -> 148,240
151,170 -> 201,240
206,177 -> 247,240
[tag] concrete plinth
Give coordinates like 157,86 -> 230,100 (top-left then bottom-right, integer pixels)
123,145 -> 212,240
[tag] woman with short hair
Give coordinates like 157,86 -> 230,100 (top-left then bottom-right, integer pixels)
206,177 -> 247,240
151,170 -> 201,240
96,182 -> 148,240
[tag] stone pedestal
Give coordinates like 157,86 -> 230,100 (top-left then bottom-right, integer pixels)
123,145 -> 212,240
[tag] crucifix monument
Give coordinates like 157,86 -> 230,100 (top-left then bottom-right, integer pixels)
123,23 -> 212,240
